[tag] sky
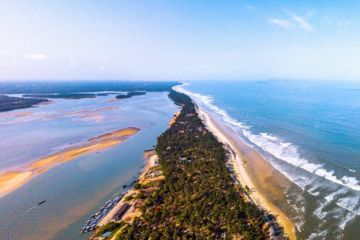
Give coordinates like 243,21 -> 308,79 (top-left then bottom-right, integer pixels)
1,0 -> 360,81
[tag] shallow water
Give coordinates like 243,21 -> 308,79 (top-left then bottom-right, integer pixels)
0,92 -> 178,240
177,80 -> 360,240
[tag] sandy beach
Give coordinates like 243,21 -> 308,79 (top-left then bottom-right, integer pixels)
0,127 -> 139,198
198,109 -> 297,240
168,111 -> 180,126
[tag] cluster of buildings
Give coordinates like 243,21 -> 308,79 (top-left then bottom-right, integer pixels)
81,190 -> 128,233
146,168 -> 162,178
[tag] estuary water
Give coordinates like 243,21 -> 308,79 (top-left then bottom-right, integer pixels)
178,80 -> 360,240
0,92 -> 177,240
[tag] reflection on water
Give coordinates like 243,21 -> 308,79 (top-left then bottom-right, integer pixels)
0,92 -> 178,240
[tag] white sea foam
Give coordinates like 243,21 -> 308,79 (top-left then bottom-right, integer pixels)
331,206 -> 358,230
307,185 -> 320,196
314,199 -> 331,219
174,83 -> 360,231
336,194 -> 360,215
174,83 -> 360,192
307,230 -> 328,240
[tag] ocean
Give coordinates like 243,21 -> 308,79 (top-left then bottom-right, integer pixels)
177,80 -> 360,240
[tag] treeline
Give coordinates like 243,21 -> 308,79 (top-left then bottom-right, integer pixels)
116,91 -> 146,99
116,90 -> 268,239
0,81 -> 179,94
0,95 -> 48,112
23,93 -> 97,99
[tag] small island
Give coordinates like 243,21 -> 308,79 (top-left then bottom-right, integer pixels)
115,91 -> 146,99
0,95 -> 48,112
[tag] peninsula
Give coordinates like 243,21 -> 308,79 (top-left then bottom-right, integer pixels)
92,90 -> 288,239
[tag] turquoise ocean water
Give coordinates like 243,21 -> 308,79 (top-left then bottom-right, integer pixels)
178,80 -> 360,240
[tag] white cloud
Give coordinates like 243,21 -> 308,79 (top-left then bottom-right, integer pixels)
24,53 -> 48,60
269,12 -> 315,32
289,13 -> 314,32
269,18 -> 292,28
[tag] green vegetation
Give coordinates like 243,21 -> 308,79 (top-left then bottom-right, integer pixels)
95,221 -> 126,238
116,91 -> 146,99
124,194 -> 134,202
133,182 -> 142,190
114,90 -> 270,239
0,81 -> 179,94
0,95 -> 48,112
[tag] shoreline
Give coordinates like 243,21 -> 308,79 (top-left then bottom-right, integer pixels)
198,108 -> 297,240
96,149 -> 159,228
168,111 -> 180,126
0,127 -> 140,198
94,113 -> 176,230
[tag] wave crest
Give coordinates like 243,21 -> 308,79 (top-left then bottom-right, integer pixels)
174,83 -> 360,192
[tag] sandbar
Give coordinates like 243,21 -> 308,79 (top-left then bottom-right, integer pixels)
0,127 -> 139,198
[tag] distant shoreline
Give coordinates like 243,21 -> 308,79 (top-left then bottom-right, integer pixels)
0,127 -> 140,198
0,95 -> 49,112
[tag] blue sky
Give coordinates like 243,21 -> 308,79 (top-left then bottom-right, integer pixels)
1,0 -> 360,81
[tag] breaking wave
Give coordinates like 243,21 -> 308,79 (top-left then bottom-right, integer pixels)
174,83 -> 360,236
173,83 -> 360,192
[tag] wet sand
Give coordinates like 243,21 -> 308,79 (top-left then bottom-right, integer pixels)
168,111 -> 180,126
0,127 -> 139,198
198,109 -> 297,240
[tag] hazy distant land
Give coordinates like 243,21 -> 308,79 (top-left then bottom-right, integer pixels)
115,91 -> 146,99
23,93 -> 98,99
0,95 -> 48,112
0,81 -> 179,94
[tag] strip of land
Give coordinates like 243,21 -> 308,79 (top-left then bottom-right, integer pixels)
115,91 -> 146,99
0,127 -> 139,198
91,149 -> 163,240
96,90 -> 276,239
92,90 -> 295,240
198,108 -> 296,240
99,150 -> 161,225
91,112 -> 177,238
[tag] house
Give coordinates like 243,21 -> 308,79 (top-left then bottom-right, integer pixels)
102,231 -> 112,238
